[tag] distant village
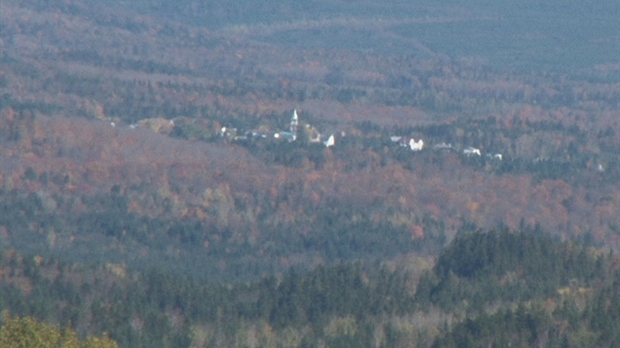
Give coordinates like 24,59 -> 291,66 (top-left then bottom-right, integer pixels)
218,110 -> 339,148
224,109 -> 505,161
107,109 -> 507,161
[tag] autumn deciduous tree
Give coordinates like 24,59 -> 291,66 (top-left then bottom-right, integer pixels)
0,315 -> 119,348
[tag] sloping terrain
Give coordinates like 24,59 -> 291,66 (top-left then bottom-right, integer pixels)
1,0 -> 618,278
1,0 -> 619,346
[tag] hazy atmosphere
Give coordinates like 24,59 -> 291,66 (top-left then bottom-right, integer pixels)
1,0 -> 619,347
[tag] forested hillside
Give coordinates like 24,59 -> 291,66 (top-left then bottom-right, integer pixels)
2,230 -> 618,347
1,0 -> 618,347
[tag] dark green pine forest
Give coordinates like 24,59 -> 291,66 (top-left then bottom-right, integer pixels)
1,230 -> 619,347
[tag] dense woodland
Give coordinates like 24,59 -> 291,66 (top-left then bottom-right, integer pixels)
1,0 -> 619,347
1,231 -> 619,347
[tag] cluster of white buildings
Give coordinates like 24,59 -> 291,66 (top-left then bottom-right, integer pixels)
391,135 -> 502,160
390,136 -> 425,151
118,108 -> 504,160
218,109 -> 505,160
220,109 -> 340,148
464,146 -> 503,160
390,135 -> 495,157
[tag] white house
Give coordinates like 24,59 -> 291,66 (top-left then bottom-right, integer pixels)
304,124 -> 322,143
409,139 -> 424,151
275,131 -> 296,142
394,136 -> 424,151
464,147 -> 481,156
324,134 -> 335,147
